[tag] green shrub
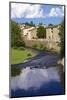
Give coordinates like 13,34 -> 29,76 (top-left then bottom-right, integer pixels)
16,40 -> 25,47
32,44 -> 37,48
39,44 -> 43,49
11,67 -> 21,76
18,47 -> 25,50
42,46 -> 47,50
27,53 -> 32,56
50,47 -> 54,51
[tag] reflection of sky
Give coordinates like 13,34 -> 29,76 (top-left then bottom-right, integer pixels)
11,67 -> 60,91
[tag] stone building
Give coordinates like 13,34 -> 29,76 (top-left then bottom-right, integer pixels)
45,25 -> 60,50
20,26 -> 37,40
46,25 -> 60,42
20,24 -> 60,42
20,24 -> 60,51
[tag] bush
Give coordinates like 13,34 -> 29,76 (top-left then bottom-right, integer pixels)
16,40 -> 25,47
18,47 -> 25,50
50,47 -> 54,51
11,67 -> 21,76
42,46 -> 47,50
39,44 -> 43,49
27,53 -> 32,57
32,44 -> 37,48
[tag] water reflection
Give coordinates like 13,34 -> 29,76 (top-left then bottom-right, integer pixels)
11,67 -> 60,90
11,50 -> 64,97
11,67 -> 64,97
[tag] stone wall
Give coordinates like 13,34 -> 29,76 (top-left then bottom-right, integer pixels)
24,39 -> 60,52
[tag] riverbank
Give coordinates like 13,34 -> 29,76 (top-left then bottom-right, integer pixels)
11,49 -> 60,76
11,48 -> 37,64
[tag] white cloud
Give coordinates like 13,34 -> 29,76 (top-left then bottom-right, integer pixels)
49,8 -> 58,17
48,6 -> 64,17
11,3 -> 44,18
11,3 -> 64,18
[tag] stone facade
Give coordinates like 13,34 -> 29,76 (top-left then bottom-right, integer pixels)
46,25 -> 60,42
20,24 -> 60,41
20,24 -> 60,51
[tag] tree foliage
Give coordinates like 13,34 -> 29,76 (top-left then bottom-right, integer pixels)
30,21 -> 35,26
25,21 -> 35,26
11,20 -> 25,47
37,26 -> 46,38
48,24 -> 53,26
59,20 -> 64,57
11,67 -> 21,76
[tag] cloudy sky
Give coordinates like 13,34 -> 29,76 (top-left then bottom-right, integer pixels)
11,3 -> 64,25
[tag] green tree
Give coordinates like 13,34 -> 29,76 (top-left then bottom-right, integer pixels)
30,21 -> 35,26
39,22 -> 42,25
48,24 -> 53,26
25,21 -> 35,26
59,20 -> 64,57
11,20 -> 25,47
37,26 -> 46,38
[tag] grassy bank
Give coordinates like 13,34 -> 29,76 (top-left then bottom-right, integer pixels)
11,48 -> 36,64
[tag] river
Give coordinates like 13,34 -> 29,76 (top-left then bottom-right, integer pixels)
10,50 -> 64,97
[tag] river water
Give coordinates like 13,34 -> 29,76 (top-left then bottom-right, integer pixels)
11,51 -> 64,97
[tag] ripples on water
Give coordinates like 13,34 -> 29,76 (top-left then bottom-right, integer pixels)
11,67 -> 64,97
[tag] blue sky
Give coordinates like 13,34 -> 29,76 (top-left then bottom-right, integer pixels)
11,3 -> 64,25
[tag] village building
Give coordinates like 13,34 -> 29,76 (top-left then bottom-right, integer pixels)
19,24 -> 60,51
46,25 -> 60,42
